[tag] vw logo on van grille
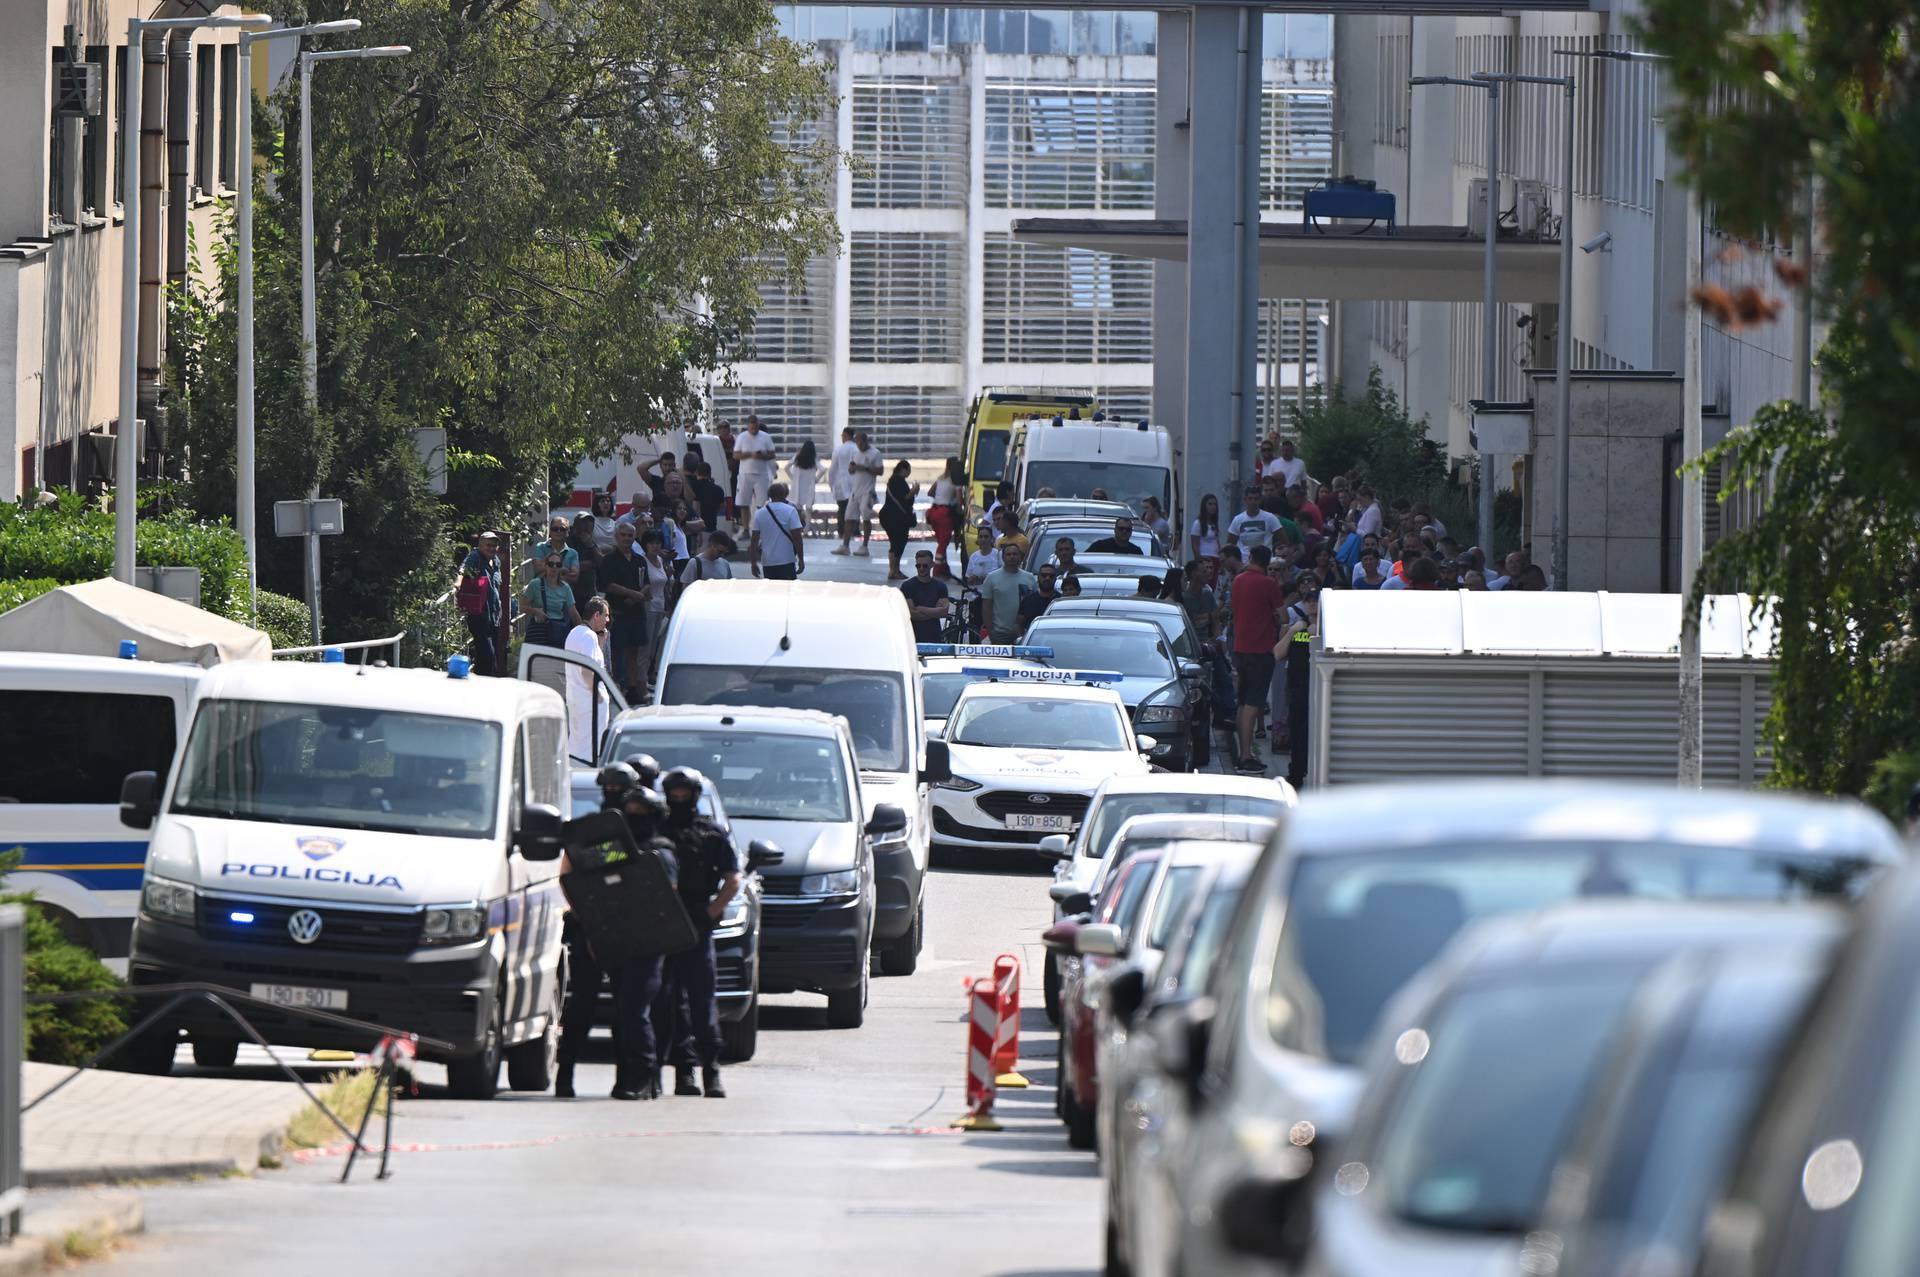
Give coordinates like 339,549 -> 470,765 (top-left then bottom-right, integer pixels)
287,909 -> 324,945
1028,794 -> 1052,805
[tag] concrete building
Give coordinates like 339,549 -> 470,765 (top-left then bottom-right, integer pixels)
715,5 -> 1335,460
1,0 -> 245,502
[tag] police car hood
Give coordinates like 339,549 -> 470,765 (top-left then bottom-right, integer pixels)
726,817 -> 858,877
149,816 -> 485,905
946,742 -> 1147,786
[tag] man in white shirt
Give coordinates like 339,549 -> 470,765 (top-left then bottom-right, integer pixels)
828,426 -> 858,553
750,482 -> 806,581
563,598 -> 611,762
733,415 -> 778,527
1268,437 -> 1307,489
1226,487 -> 1282,552
1353,484 -> 1383,537
838,430 -> 884,556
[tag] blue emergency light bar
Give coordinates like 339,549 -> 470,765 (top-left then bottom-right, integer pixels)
917,643 -> 1054,659
958,665 -> 1122,685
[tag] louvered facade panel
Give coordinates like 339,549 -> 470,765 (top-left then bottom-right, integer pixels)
986,82 -> 1156,211
853,77 -> 967,209
849,233 -> 965,363
848,387 -> 966,459
1322,671 -> 1534,785
982,235 -> 1153,364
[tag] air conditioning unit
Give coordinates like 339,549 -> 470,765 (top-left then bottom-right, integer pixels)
1467,177 -> 1501,237
1513,181 -> 1551,237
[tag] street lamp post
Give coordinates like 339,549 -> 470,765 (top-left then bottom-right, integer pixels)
114,13 -> 269,584
1477,70 -> 1575,592
296,43 -> 411,643
1412,74 -> 1501,559
235,20 -> 361,609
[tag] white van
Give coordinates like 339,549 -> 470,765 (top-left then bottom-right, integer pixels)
120,658 -> 571,1099
0,653 -> 203,957
1012,419 -> 1178,532
569,429 -> 733,510
654,580 -> 949,974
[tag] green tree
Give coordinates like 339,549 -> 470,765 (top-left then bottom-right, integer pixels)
171,0 -> 838,641
0,853 -> 127,1065
1640,0 -> 1920,809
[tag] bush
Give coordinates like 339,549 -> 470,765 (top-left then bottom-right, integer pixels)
0,577 -> 61,615
0,854 -> 127,1065
0,493 -> 250,623
254,590 -> 313,651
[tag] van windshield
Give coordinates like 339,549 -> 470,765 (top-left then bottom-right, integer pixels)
661,665 -> 909,773
609,729 -> 852,822
171,700 -> 502,838
1025,460 -> 1170,516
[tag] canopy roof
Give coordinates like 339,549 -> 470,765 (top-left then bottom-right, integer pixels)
1319,591 -> 1775,659
0,578 -> 271,666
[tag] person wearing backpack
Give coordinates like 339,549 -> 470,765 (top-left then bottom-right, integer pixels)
455,530 -> 505,676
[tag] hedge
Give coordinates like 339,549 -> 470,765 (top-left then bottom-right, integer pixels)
0,493 -> 250,624
255,590 -> 313,651
0,577 -> 61,615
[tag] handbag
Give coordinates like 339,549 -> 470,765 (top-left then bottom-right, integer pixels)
456,567 -> 490,616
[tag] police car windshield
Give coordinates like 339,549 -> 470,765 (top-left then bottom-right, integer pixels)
948,696 -> 1129,751
922,672 -> 972,720
1025,624 -> 1172,678
660,665 -> 908,773
170,700 -> 502,838
610,729 -> 851,823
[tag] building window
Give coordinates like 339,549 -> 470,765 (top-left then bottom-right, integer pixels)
848,387 -> 965,459
709,387 -> 830,451
113,46 -> 127,209
1261,88 -> 1335,211
852,77 -> 966,210
986,81 -> 1156,211
194,44 -> 216,193
219,44 -> 238,189
48,48 -> 72,223
744,254 -> 832,363
850,232 -> 964,363
983,236 -> 1153,364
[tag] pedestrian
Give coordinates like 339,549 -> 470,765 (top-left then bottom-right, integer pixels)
1354,484 -> 1383,538
981,542 -> 1037,645
1132,574 -> 1161,600
568,514 -> 602,612
1352,547 -> 1388,589
1059,573 -> 1083,599
454,531 -> 504,676
1227,487 -> 1282,553
1087,516 -> 1146,555
598,522 -> 649,699
1287,484 -> 1324,535
900,548 -> 952,642
964,519 -> 1001,587
1159,565 -> 1184,602
928,456 -> 966,578
659,767 -> 742,1100
733,414 -> 778,527
687,461 -> 727,543
637,529 -> 674,686
788,438 -> 819,536
986,481 -> 1016,529
1270,437 -> 1307,489
1278,573 -> 1317,788
655,497 -> 694,568
1052,537 -> 1082,578
1141,496 -> 1173,551
554,758 -> 637,1098
880,460 -> 918,581
1189,493 -> 1223,563
750,481 -> 806,581
1018,563 -> 1059,632
829,426 -> 857,551
539,514 -> 581,587
714,419 -> 740,523
992,506 -> 1030,560
521,549 -> 582,647
681,532 -> 737,586
639,450 -> 678,502
587,491 -> 620,555
564,597 -> 612,761
1229,544 -> 1284,773
836,430 -> 884,556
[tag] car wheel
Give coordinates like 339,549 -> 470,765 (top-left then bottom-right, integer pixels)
1190,720 -> 1211,768
445,995 -> 503,1100
1063,1074 -> 1097,1150
826,958 -> 869,1029
1104,1214 -> 1132,1277
721,984 -> 760,1062
879,899 -> 923,976
190,1036 -> 239,1069
505,973 -> 563,1092
114,1024 -> 178,1076
1044,952 -> 1062,1025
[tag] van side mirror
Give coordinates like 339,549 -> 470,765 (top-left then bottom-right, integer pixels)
866,803 -> 909,836
921,738 -> 952,786
1037,834 -> 1072,861
1108,967 -> 1148,1024
119,771 -> 160,830
1074,922 -> 1124,958
1155,997 -> 1216,1095
516,802 -> 564,861
747,840 -> 784,869
1053,890 -> 1092,916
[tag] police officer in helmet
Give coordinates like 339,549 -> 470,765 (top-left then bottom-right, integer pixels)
624,753 -> 662,789
657,767 -> 742,1098
595,761 -> 638,811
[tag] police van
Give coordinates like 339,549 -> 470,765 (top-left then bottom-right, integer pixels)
0,652 -> 203,958
120,656 -> 570,1099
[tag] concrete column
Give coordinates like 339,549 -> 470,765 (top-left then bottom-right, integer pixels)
962,44 -> 986,414
1182,5 -> 1261,525
1151,10 -> 1190,440
828,49 -> 854,435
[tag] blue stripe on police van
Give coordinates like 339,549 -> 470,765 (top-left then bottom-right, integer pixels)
5,841 -> 148,891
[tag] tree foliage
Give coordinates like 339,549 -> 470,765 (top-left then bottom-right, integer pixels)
1641,0 -> 1920,810
171,0 -> 838,641
0,853 -> 128,1066
0,494 -> 251,623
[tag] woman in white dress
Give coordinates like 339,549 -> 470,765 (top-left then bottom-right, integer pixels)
563,596 -> 611,762
788,439 -> 819,537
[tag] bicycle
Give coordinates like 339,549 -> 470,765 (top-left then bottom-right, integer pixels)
940,587 -> 982,645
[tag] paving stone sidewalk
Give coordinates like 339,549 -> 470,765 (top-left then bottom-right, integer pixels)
21,1063 -> 313,1186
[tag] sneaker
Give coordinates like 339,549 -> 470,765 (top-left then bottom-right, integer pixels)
1235,756 -> 1266,774
831,545 -> 849,556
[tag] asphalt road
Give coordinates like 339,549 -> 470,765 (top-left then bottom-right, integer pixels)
106,539 -> 1102,1277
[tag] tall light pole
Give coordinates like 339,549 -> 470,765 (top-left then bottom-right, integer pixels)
1412,74 -> 1501,558
297,43 -> 411,643
114,12 -> 269,584
235,20 -> 361,609
1479,69 -> 1575,591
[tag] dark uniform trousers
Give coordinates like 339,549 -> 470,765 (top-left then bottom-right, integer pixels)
661,936 -> 723,1069
611,953 -> 665,1072
557,915 -> 606,1069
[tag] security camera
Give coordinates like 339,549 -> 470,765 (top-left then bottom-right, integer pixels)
1580,230 -> 1613,254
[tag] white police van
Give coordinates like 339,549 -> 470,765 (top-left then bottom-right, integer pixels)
120,654 -> 571,1098
0,651 -> 203,958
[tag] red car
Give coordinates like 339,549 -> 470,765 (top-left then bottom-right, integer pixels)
1044,847 -> 1165,1151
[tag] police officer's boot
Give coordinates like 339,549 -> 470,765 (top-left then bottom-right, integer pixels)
702,1067 -> 727,1100
611,1062 -> 646,1101
674,1065 -> 700,1097
554,1061 -> 576,1099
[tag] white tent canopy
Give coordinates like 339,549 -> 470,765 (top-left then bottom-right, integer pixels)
0,578 -> 271,666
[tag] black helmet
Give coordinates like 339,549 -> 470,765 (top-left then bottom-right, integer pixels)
623,753 -> 662,787
619,785 -> 668,820
660,766 -> 706,806
597,761 -> 639,793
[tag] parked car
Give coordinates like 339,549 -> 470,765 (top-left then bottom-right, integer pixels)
1132,781 -> 1903,1277
1023,616 -> 1196,772
1225,901 -> 1843,1277
1040,596 -> 1214,765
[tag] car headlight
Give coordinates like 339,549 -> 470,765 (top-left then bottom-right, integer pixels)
421,904 -> 487,945
937,776 -> 982,792
1135,704 -> 1185,724
140,876 -> 196,924
800,870 -> 861,896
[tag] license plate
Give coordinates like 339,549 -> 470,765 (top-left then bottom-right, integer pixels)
1006,813 -> 1074,832
249,983 -> 348,1012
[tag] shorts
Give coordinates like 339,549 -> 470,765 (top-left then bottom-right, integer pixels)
1233,651 -> 1276,709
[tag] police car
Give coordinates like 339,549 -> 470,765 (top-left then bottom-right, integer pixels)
930,668 -> 1155,857
917,643 -> 1054,739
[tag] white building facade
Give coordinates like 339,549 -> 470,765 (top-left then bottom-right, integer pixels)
714,6 -> 1336,460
